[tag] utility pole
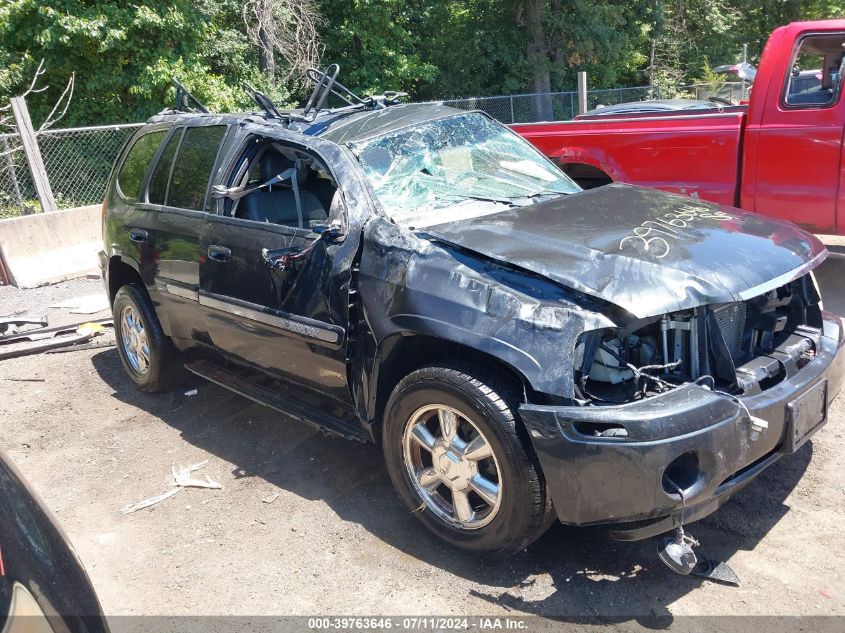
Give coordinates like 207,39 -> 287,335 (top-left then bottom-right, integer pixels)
577,72 -> 588,115
10,97 -> 56,213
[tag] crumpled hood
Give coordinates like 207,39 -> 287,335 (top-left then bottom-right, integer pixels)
422,184 -> 827,319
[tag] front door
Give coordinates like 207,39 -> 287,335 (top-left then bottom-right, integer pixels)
753,31 -> 845,234
199,140 -> 353,404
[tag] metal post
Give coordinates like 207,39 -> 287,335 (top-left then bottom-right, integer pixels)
10,96 -> 56,213
510,96 -> 515,124
577,71 -> 588,115
1,135 -> 25,214
741,43 -> 748,100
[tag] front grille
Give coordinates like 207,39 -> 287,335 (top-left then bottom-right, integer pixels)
713,302 -> 747,362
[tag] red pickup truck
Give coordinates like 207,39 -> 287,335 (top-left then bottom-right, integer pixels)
513,20 -> 845,235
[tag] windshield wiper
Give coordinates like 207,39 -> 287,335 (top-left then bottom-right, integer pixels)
519,188 -> 571,199
440,192 -> 517,205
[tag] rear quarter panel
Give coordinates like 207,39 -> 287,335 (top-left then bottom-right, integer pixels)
512,111 -> 746,207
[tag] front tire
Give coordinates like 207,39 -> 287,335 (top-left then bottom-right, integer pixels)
382,364 -> 553,555
113,284 -> 181,392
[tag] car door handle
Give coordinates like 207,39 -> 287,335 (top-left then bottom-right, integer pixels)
129,228 -> 148,243
207,245 -> 232,262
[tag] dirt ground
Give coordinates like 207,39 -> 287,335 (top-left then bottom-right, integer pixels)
1,259 -> 844,621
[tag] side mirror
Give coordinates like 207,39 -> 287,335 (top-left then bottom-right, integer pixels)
311,220 -> 345,242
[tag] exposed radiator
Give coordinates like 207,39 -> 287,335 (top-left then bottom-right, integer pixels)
713,302 -> 747,362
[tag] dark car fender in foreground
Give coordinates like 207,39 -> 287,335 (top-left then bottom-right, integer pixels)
0,448 -> 109,632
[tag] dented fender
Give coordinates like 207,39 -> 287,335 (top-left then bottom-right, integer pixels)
355,217 -> 615,411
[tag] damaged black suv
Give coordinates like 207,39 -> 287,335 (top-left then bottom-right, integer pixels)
100,78 -> 845,556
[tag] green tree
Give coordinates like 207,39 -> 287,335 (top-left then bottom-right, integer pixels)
0,1 -> 292,125
3,0 -> 845,127
319,0 -> 438,97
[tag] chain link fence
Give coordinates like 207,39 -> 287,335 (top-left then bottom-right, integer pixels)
683,81 -> 750,103
0,133 -> 38,218
417,82 -> 748,124
38,123 -> 142,211
0,123 -> 142,218
423,85 -> 658,124
419,85 -> 656,123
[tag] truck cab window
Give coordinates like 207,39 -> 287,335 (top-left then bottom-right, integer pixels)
784,33 -> 845,108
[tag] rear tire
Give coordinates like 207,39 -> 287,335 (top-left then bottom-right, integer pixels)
113,284 -> 181,392
382,364 -> 554,556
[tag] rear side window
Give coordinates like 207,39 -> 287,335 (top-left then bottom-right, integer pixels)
117,130 -> 166,200
148,130 -> 182,205
167,126 -> 227,210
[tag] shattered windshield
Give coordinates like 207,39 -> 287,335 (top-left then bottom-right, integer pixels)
351,113 -> 580,227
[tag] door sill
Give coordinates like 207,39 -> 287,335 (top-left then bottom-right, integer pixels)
184,359 -> 368,443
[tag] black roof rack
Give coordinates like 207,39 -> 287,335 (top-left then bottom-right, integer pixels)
163,67 -> 408,126
242,82 -> 284,120
172,79 -> 209,113
302,64 -> 365,117
297,64 -> 408,122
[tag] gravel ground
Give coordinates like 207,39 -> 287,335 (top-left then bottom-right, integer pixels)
0,259 -> 844,621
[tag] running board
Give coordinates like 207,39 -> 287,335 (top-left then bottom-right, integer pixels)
184,359 -> 367,442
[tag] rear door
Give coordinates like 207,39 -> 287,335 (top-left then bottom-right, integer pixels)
136,123 -> 230,343
109,123 -> 169,286
752,31 -> 845,233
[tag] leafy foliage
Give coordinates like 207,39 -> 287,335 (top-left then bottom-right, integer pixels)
0,1 -> 287,125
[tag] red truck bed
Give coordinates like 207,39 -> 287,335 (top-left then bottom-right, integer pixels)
514,109 -> 747,208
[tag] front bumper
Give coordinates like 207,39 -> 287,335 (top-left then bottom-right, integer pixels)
519,313 -> 845,541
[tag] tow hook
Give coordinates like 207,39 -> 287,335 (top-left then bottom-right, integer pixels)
658,525 -> 699,575
658,478 -> 741,585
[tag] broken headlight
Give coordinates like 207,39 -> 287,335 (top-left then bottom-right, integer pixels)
574,328 -> 662,403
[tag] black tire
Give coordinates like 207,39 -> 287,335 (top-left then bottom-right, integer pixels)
382,364 -> 554,556
112,284 -> 181,392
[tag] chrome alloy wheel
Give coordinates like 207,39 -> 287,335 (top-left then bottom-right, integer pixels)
402,404 -> 503,529
119,304 -> 150,375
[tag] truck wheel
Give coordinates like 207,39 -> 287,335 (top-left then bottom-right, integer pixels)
382,364 -> 554,556
113,284 -> 181,393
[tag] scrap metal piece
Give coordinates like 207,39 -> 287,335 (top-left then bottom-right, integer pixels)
45,339 -> 116,354
170,461 -> 222,489
0,320 -> 112,360
121,488 -> 182,515
0,318 -> 112,345
49,294 -> 110,315
0,316 -> 48,335
0,331 -> 96,360
121,461 -> 222,516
